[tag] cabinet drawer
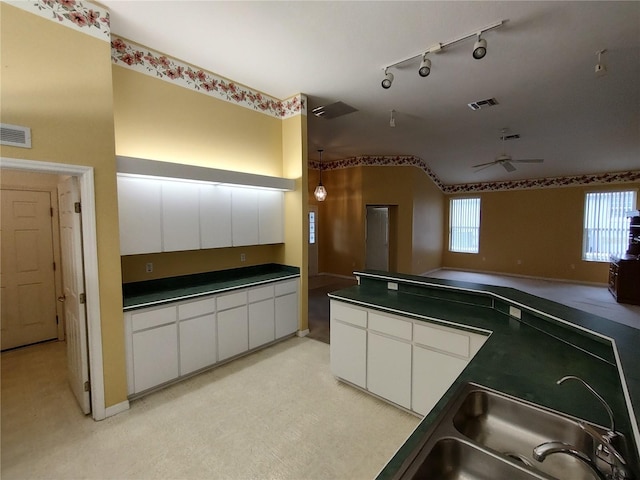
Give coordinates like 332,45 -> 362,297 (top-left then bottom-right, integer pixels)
414,322 -> 470,358
275,279 -> 298,296
248,284 -> 274,303
368,312 -> 412,341
331,300 -> 367,328
217,290 -> 247,311
131,306 -> 176,332
178,296 -> 216,320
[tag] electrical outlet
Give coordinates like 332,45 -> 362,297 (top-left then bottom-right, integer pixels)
240,253 -> 246,262
145,262 -> 153,273
387,282 -> 398,291
509,306 -> 522,319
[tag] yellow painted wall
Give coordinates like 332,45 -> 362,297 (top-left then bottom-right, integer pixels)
112,65 -> 283,177
280,114 -> 308,330
316,165 -> 444,276
442,182 -> 640,283
0,4 -> 127,406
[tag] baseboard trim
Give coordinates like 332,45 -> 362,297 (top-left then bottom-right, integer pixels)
433,267 -> 608,287
104,400 -> 129,418
296,329 -> 310,337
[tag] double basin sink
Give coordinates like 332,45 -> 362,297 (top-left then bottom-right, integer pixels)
392,383 -> 636,479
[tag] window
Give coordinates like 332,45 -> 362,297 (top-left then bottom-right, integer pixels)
449,197 -> 481,253
583,190 -> 636,261
309,211 -> 316,244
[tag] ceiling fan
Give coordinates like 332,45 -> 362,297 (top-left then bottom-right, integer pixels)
473,130 -> 544,172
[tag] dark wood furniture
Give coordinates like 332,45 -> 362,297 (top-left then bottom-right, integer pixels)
609,256 -> 640,305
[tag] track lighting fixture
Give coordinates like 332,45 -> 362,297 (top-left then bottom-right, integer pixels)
472,35 -> 487,59
314,149 -> 327,202
389,110 -> 396,127
418,54 -> 431,77
380,19 -> 505,89
381,69 -> 394,89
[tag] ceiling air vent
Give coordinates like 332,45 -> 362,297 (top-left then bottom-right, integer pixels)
503,133 -> 520,140
1,123 -> 32,148
312,101 -> 358,120
467,98 -> 499,111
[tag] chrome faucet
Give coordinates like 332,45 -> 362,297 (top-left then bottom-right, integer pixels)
532,375 -> 633,480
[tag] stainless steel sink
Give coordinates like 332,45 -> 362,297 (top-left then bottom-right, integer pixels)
399,437 -> 548,480
392,383 -> 633,480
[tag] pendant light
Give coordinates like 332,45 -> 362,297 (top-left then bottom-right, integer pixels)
314,149 -> 327,202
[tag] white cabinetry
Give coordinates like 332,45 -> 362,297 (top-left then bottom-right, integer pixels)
329,299 -> 489,416
128,305 -> 178,394
275,279 -> 299,338
178,297 -> 216,376
117,176 -> 162,255
230,187 -> 259,247
199,185 -> 232,248
367,313 -> 412,409
248,285 -> 275,349
258,190 -> 284,244
330,301 -> 367,388
217,290 -> 249,361
162,180 -> 200,252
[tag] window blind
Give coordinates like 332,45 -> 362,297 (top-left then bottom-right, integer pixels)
583,190 -> 636,261
449,197 -> 480,253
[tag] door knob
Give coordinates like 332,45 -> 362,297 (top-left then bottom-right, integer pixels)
57,295 -> 66,302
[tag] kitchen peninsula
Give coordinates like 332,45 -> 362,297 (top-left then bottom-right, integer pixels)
327,270 -> 640,478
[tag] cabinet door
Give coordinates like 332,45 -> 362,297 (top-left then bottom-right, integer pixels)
179,313 -> 216,375
161,180 -> 200,252
230,187 -> 259,246
330,320 -> 367,388
367,332 -> 412,409
258,190 -> 284,244
117,176 -> 162,255
132,323 -> 179,393
200,184 -> 232,249
217,305 -> 248,361
412,345 -> 468,416
275,292 -> 298,338
248,298 -> 275,349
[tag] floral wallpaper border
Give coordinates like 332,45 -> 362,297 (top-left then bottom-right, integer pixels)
310,155 -> 640,193
111,36 -> 306,120
6,0 -> 110,42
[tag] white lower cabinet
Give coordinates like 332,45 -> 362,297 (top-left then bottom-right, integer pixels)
249,299 -> 275,349
329,299 -> 489,416
132,323 -> 179,394
275,293 -> 297,338
367,331 -> 412,409
412,345 -> 468,416
217,305 -> 249,361
179,313 -> 217,376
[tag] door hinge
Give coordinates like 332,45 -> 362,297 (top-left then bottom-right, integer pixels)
74,202 -> 81,213
53,261 -> 56,271
84,380 -> 90,392
50,207 -> 54,217
79,293 -> 86,304
56,315 -> 59,325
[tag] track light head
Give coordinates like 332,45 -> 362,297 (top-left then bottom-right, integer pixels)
472,36 -> 487,59
418,55 -> 431,77
381,69 -> 394,89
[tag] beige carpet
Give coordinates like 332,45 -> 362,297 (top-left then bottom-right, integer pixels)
1,338 -> 419,480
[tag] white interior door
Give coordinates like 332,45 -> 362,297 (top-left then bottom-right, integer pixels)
0,189 -> 58,350
308,206 -> 318,276
58,177 -> 91,414
365,206 -> 389,271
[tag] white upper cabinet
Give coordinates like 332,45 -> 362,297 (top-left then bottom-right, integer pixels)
230,187 -> 259,247
118,176 -> 162,255
199,184 -> 232,249
258,190 -> 284,245
161,180 -> 200,252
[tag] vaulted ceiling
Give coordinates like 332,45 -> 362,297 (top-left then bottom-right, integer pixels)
103,1 -> 640,185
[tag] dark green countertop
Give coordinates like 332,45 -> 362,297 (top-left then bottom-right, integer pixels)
122,263 -> 299,311
326,270 -> 640,478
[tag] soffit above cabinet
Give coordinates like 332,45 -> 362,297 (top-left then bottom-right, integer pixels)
116,156 -> 295,191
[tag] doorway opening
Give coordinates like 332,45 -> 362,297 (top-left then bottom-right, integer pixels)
1,157 -> 105,420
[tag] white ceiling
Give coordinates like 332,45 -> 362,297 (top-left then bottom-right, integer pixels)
102,1 -> 640,185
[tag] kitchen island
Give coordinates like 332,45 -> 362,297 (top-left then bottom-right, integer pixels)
327,270 -> 640,478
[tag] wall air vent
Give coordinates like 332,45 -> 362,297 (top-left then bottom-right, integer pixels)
467,98 -> 499,111
1,123 -> 32,148
312,101 -> 358,120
